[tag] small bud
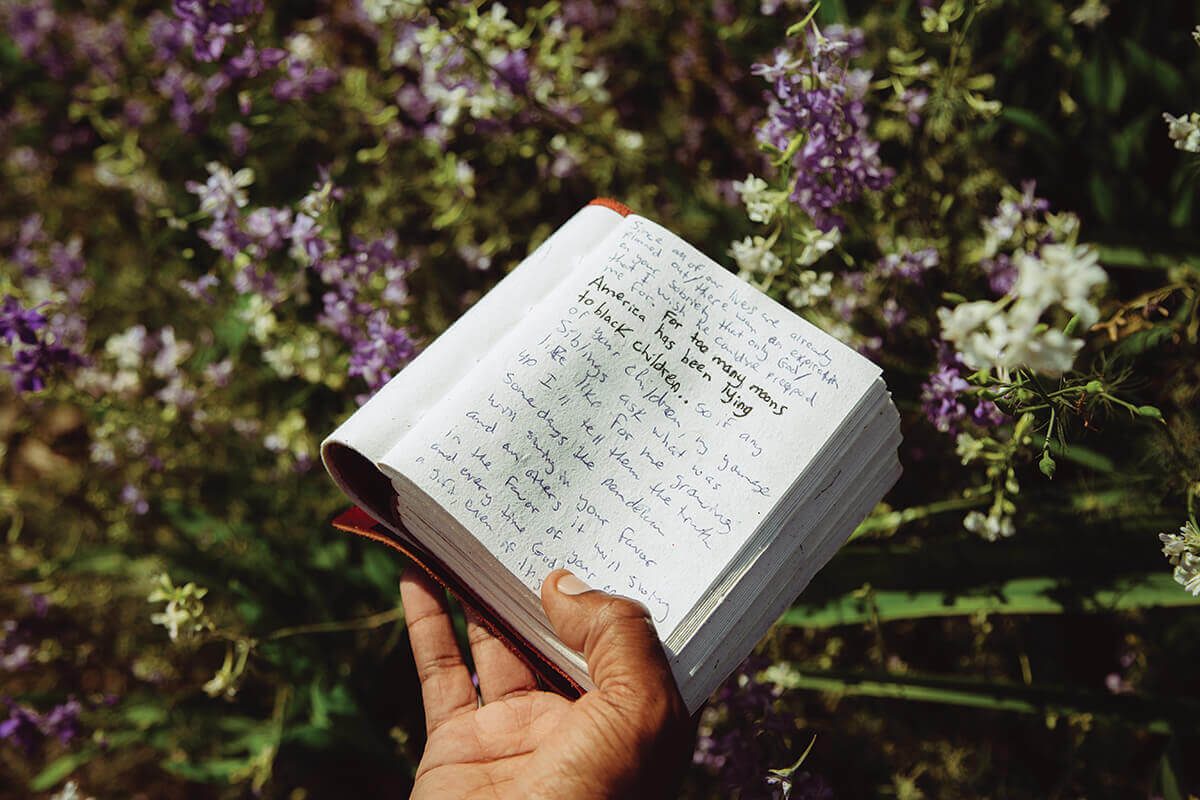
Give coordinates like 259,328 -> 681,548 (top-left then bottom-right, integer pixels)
1039,451 -> 1056,479
1084,380 -> 1103,394
1136,405 -> 1164,421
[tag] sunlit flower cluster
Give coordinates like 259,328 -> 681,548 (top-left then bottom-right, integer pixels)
1159,521 -> 1200,595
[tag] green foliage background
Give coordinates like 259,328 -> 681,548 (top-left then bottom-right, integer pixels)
2,1 -> 1200,797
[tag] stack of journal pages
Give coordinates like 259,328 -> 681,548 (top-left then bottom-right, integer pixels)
323,199 -> 902,712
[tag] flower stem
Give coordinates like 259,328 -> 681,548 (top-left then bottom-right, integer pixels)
267,606 -> 404,641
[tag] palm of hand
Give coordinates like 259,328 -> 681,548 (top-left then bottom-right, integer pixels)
401,569 -> 688,800
413,691 -> 576,798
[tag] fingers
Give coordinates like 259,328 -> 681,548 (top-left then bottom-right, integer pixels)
465,612 -> 539,704
540,570 -> 682,708
399,568 -> 477,734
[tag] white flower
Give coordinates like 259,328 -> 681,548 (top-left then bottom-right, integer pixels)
1005,327 -> 1083,378
733,174 -> 778,224
148,574 -> 211,642
939,243 -> 1104,377
1013,244 -> 1106,328
1176,553 -> 1200,595
796,226 -> 841,266
150,602 -> 190,642
191,162 -> 254,215
962,314 -> 1015,371
1163,112 -> 1200,153
105,325 -> 148,370
362,0 -> 423,23
785,270 -> 834,309
938,301 -> 1000,344
240,294 -> 278,342
1160,521 -> 1200,596
964,509 -> 1015,542
50,781 -> 95,800
955,432 -> 985,464
729,235 -> 782,276
1069,0 -> 1109,29
152,326 -> 193,379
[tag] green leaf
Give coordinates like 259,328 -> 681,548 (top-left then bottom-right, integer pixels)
1079,50 -> 1104,109
121,702 -> 169,730
1157,739 -> 1189,800
1104,54 -> 1127,113
785,2 -> 822,37
1089,173 -> 1115,222
31,747 -> 99,791
1000,107 -> 1057,146
361,546 -> 399,594
1033,435 -> 1114,473
783,573 -> 1200,628
161,757 -> 253,783
1169,182 -> 1195,228
1122,39 -> 1185,97
1111,116 -> 1151,172
1095,244 -> 1196,270
1159,751 -> 1184,800
814,0 -> 845,25
310,538 -> 349,570
763,666 -> 1198,733
1113,326 -> 1177,359
214,295 -> 252,352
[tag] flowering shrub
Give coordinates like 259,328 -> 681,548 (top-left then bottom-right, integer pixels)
3,1 -> 1200,798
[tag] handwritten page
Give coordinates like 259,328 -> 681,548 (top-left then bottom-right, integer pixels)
382,216 -> 880,639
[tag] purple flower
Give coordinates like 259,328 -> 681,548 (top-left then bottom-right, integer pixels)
222,43 -> 286,80
693,656 -> 814,796
752,26 -> 892,230
41,699 -> 82,745
1,620 -> 34,671
7,1 -> 55,60
168,0 -> 264,63
243,207 -> 293,254
12,214 -> 47,273
921,362 -> 971,434
119,484 -> 150,516
204,359 -> 234,387
492,50 -> 531,92
0,296 -> 47,345
982,253 -> 1017,295
21,588 -> 50,619
880,298 -> 908,331
0,703 -> 41,754
899,87 -> 929,126
4,339 -> 85,393
228,121 -> 250,156
922,347 -> 1006,434
972,399 -> 1006,427
876,247 -> 939,284
180,273 -> 220,303
272,58 -> 338,102
348,311 -> 416,391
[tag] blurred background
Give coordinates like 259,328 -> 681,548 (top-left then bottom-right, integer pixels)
2,1 -> 1200,797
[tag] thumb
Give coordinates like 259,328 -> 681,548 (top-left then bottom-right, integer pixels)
541,569 -> 681,705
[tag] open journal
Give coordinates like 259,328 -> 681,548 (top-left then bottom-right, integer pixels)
321,198 -> 902,713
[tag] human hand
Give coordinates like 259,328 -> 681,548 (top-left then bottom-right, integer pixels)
401,567 -> 694,799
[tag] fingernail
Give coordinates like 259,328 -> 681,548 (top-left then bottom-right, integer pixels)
556,572 -> 591,595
